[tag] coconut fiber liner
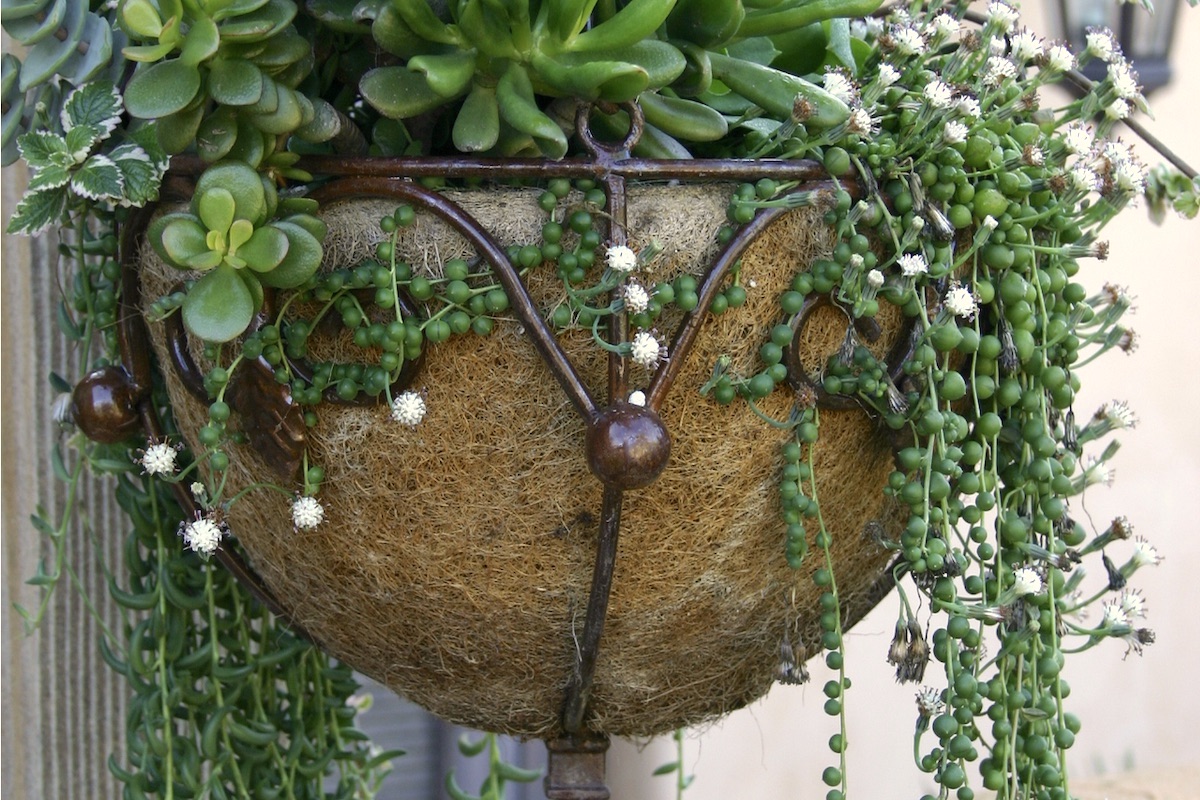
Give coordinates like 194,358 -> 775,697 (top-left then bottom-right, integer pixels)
139,183 -> 905,739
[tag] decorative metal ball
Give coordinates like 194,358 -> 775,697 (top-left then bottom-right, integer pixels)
584,403 -> 672,490
71,366 -> 143,443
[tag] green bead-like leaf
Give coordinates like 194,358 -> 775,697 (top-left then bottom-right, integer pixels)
182,264 -> 255,342
124,60 -> 203,119
207,58 -> 264,105
236,223 -> 289,272
5,186 -> 68,234
160,216 -> 211,266
258,220 -> 321,287
70,154 -> 125,200
195,161 -> 269,224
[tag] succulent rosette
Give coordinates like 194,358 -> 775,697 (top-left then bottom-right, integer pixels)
148,160 -> 326,341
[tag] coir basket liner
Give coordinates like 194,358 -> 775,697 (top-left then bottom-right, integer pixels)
131,167 -> 903,739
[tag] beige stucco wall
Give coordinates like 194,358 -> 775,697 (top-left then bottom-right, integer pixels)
609,13 -> 1200,800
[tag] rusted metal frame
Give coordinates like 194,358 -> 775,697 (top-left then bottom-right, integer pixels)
168,153 -> 828,184
116,208 -> 305,629
309,176 -> 600,422
644,204 -> 789,411
561,484 -> 624,736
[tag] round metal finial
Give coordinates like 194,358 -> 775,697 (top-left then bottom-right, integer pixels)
584,403 -> 671,489
70,365 -> 145,443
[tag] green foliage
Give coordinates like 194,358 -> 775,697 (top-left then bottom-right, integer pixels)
445,733 -> 542,800
147,161 -> 326,341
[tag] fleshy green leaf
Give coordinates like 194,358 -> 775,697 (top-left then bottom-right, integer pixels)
16,130 -> 70,169
181,264 -> 255,342
196,106 -> 240,161
360,66 -> 451,119
122,41 -> 179,62
60,82 -> 123,137
194,161 -> 269,224
119,0 -> 165,38
198,187 -> 236,235
407,52 -> 476,99
160,216 -> 211,266
236,224 -> 289,272
206,58 -> 264,106
6,187 -> 68,234
258,220 -> 320,287
70,154 -> 125,200
155,103 -> 206,153
124,59 -> 203,119
178,14 -> 220,66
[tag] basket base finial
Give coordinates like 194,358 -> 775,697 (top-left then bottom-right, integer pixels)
544,735 -> 610,800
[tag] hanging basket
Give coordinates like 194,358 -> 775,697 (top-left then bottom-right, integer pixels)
110,145 -> 907,741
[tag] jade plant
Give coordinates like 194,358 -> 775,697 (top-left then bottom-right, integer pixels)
5,0 -> 1200,797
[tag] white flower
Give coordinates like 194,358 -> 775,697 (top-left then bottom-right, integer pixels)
1085,27 -> 1117,63
927,13 -> 959,39
1083,456 -> 1114,486
944,283 -> 978,319
629,331 -> 665,367
848,253 -> 865,270
915,686 -> 944,717
1010,30 -> 1044,63
847,108 -> 878,136
892,25 -> 926,56
1022,145 -> 1045,167
823,70 -> 858,104
1105,99 -> 1131,120
981,215 -> 999,231
1012,567 -> 1043,597
1062,122 -> 1093,155
897,253 -> 928,277
987,1 -> 1019,32
606,245 -> 638,273
1070,165 -> 1099,193
190,481 -> 207,499
983,56 -> 1017,87
923,79 -> 954,109
955,95 -> 981,120
1112,157 -> 1146,194
141,442 -> 178,476
1045,44 -> 1075,72
1100,399 -> 1139,429
1102,601 -> 1130,627
1108,60 -> 1141,100
866,269 -> 885,289
1131,537 -> 1162,568
181,516 -> 224,556
623,282 -> 650,315
877,63 -> 901,87
628,390 -> 647,407
989,37 -> 1007,56
1119,589 -> 1147,619
390,391 -> 427,426
292,495 -> 325,530
1101,140 -> 1134,165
